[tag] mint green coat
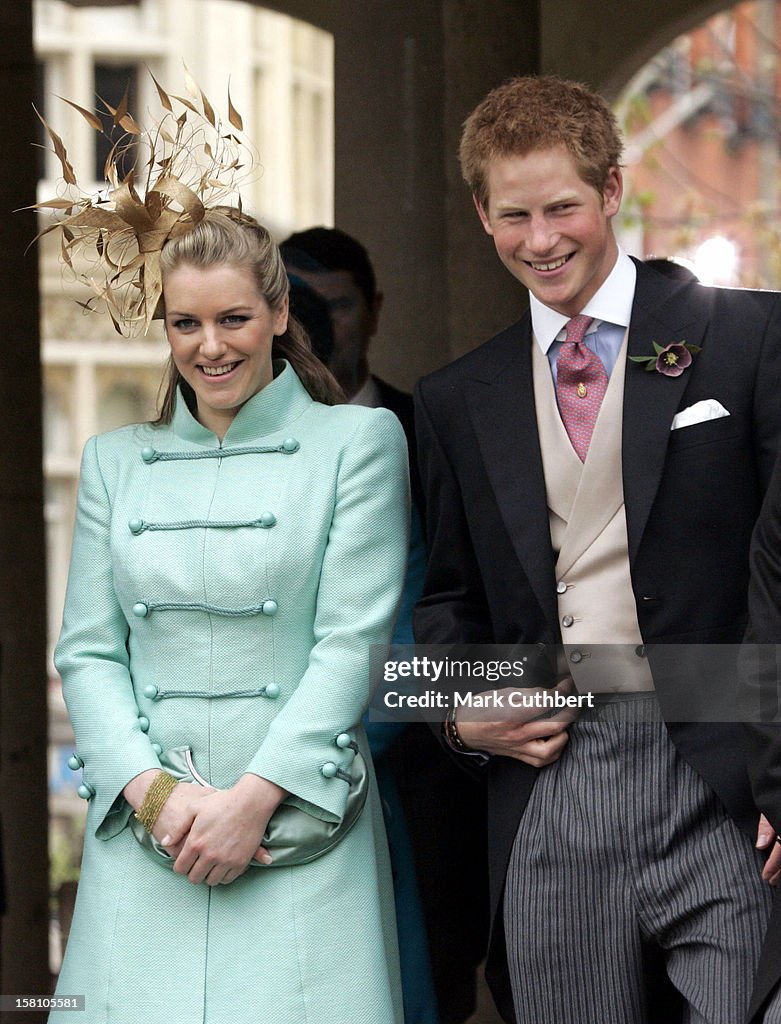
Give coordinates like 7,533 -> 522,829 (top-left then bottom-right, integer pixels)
51,362 -> 409,1024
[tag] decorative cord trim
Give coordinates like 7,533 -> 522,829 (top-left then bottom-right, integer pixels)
135,517 -> 272,532
154,687 -> 272,700
146,601 -> 272,617
148,443 -> 298,462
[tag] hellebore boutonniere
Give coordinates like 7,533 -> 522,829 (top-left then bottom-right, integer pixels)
629,341 -> 702,377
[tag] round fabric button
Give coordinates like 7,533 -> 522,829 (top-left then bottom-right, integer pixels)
137,716 -> 150,733
152,743 -> 163,755
259,511 -> 277,528
141,446 -> 157,464
261,599 -> 278,617
569,650 -> 583,664
143,684 -> 158,699
128,518 -> 144,535
335,733 -> 352,749
263,682 -> 280,699
67,754 -> 83,771
320,762 -> 338,779
77,783 -> 94,800
132,602 -> 149,618
281,438 -> 300,453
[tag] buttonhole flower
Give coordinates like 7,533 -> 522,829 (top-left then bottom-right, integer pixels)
629,341 -> 702,377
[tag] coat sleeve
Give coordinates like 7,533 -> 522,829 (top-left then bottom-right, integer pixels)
752,292 -> 781,489
54,436 -> 162,839
246,408 -> 410,821
412,379 -> 497,779
413,379 -> 493,645
741,450 -> 781,834
739,294 -> 781,830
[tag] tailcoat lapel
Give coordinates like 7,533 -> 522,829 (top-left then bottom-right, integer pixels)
464,316 -> 559,635
622,261 -> 711,564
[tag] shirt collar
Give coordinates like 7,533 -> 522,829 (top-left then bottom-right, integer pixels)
530,248 -> 636,354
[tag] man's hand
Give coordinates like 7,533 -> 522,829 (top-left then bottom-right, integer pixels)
756,813 -> 781,886
454,676 -> 579,767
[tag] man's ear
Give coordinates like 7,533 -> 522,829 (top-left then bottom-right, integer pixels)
473,193 -> 494,236
602,167 -> 623,219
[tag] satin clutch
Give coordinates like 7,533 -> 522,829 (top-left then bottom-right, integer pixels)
129,744 -> 368,868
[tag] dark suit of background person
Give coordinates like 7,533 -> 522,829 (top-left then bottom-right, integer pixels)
282,227 -> 489,1024
740,453 -> 781,1022
414,256 -> 781,1021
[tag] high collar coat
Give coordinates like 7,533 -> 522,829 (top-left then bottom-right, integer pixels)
52,362 -> 410,1024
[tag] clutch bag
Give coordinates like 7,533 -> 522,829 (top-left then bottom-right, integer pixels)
128,743 -> 368,868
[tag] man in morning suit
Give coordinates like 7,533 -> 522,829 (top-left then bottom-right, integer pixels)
413,75 -> 781,1023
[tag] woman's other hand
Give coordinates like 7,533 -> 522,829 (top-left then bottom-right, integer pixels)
173,774 -> 287,885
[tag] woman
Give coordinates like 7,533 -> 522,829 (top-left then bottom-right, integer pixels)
51,209 -> 409,1023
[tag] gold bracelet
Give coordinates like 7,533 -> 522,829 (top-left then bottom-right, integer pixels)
135,771 -> 179,834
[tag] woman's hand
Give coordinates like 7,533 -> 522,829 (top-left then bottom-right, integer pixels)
172,774 -> 288,886
123,769 -> 216,856
153,782 -> 216,852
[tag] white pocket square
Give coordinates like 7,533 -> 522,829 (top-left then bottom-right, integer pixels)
670,399 -> 730,431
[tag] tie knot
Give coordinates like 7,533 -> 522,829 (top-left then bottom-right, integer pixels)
564,315 -> 593,346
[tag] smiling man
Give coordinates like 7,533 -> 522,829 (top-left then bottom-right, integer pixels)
414,76 -> 781,1023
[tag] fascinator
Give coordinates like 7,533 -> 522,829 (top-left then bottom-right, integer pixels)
30,69 -> 252,335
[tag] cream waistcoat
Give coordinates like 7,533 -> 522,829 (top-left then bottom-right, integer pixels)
532,336 -> 653,693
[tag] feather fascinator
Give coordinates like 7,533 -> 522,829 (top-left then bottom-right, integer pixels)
30,69 -> 252,335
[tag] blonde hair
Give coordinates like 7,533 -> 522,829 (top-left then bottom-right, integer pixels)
460,76 -> 623,208
154,207 -> 342,422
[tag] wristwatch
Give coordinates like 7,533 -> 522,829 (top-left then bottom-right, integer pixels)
442,706 -> 490,764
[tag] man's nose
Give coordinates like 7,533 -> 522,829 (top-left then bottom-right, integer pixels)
527,216 -> 557,255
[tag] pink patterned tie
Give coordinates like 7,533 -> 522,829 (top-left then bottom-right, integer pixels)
555,315 -> 608,461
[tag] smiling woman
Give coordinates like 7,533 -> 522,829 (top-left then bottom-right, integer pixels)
49,208 -> 410,1024
162,263 -> 288,439
154,210 -> 341,426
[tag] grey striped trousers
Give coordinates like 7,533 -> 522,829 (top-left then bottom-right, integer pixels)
504,695 -> 774,1024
